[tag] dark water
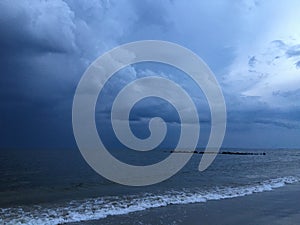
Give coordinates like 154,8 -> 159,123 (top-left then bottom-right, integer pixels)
0,148 -> 300,224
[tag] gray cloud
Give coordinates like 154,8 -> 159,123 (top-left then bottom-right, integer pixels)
254,119 -> 300,129
286,44 -> 300,58
1,0 -> 300,149
248,56 -> 257,68
0,0 -> 76,56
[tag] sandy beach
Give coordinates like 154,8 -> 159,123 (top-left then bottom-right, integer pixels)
68,183 -> 300,225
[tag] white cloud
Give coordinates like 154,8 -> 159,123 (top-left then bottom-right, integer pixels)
224,0 -> 300,108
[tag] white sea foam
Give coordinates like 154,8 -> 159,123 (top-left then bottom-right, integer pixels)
0,176 -> 299,225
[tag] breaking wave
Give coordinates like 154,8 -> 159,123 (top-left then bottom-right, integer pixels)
1,176 -> 299,225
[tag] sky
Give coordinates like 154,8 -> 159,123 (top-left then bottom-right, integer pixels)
0,0 -> 300,150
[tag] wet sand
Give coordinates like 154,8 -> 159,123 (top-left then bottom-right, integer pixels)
67,183 -> 300,225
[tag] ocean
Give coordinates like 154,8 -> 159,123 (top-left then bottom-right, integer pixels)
0,148 -> 300,224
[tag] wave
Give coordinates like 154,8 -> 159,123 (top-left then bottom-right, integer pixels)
0,176 -> 299,225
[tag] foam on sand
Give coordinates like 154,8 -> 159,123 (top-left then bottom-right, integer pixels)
0,176 -> 299,225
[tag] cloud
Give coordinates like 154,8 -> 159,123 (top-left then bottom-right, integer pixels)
1,0 -> 300,148
254,119 -> 300,129
286,44 -> 300,58
0,0 -> 76,55
96,67 -> 210,124
223,0 -> 300,111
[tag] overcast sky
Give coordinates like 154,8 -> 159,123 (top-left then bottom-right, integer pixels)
1,0 -> 300,150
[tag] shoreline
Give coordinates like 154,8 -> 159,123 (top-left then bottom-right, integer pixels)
67,183 -> 300,225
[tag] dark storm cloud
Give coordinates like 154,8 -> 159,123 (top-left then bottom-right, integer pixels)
0,0 -> 177,149
0,0 -> 76,57
0,0 -> 300,149
0,0 -> 77,148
